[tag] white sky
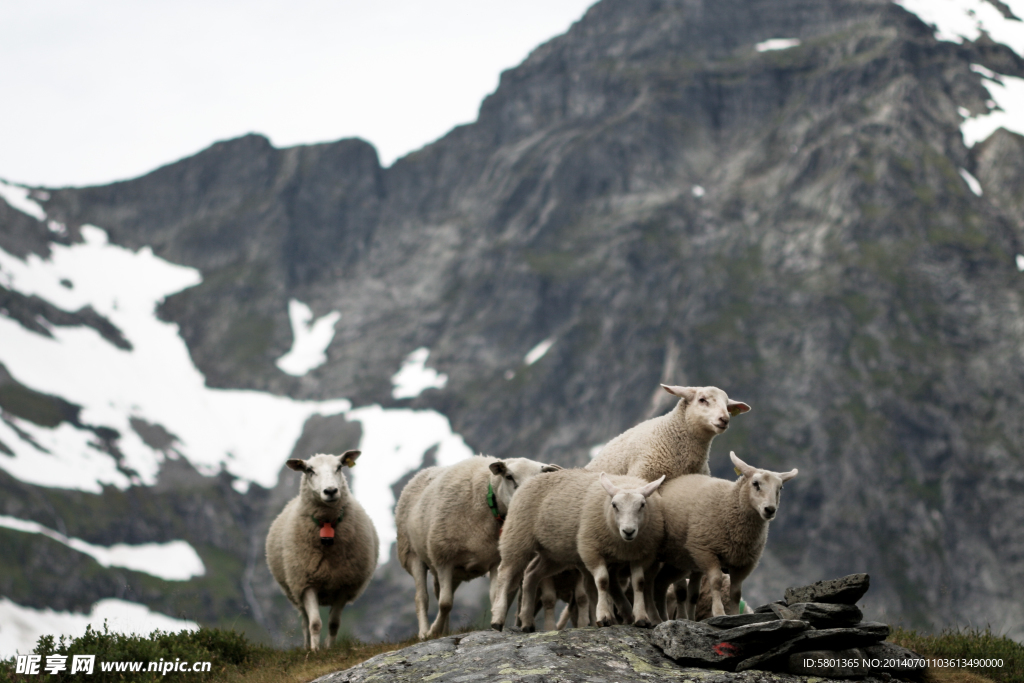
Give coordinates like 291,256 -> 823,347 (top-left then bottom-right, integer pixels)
0,0 -> 596,188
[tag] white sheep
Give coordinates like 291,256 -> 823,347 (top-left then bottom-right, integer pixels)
656,451 -> 797,619
490,469 -> 666,631
587,384 -> 751,481
394,455 -> 562,639
265,451 -> 379,651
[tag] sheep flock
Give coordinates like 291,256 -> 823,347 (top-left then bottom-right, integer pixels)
266,383 -> 799,649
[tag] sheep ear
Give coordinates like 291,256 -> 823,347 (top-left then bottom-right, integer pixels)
286,459 -> 308,473
661,384 -> 696,401
727,400 -> 751,416
779,468 -> 799,482
600,472 -> 621,497
729,451 -> 755,476
541,464 -> 563,473
489,461 -> 508,476
639,475 -> 666,497
340,450 -> 361,468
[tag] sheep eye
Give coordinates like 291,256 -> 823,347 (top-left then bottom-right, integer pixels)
308,468 -> 315,475
506,475 -> 515,483
699,397 -> 708,404
753,481 -> 760,490
612,503 -> 618,510
640,501 -> 645,508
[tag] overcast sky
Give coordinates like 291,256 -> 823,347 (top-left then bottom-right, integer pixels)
1,0 -> 596,188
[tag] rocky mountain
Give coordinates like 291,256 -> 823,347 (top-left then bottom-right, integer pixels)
3,0 -> 1024,650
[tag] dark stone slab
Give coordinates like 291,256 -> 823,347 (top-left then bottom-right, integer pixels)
652,620 -> 749,669
734,623 -> 891,672
787,602 -> 863,628
702,612 -> 779,629
785,574 -> 870,606
715,619 -> 812,646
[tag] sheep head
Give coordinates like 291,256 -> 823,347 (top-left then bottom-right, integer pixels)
600,473 -> 666,542
287,450 -> 360,505
730,451 -> 797,521
662,384 -> 751,435
488,457 -> 562,510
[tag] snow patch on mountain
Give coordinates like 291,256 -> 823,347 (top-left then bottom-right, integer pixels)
0,516 -> 205,582
391,347 -> 448,399
0,597 -> 197,658
893,0 -> 1024,143
275,299 -> 341,376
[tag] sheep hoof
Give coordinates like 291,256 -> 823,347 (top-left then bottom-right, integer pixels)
634,618 -> 653,629
490,622 -> 504,632
522,625 -> 535,633
598,617 -> 615,627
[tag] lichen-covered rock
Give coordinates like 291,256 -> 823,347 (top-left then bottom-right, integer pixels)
313,627 -> 879,683
786,602 -> 863,628
784,574 -> 870,606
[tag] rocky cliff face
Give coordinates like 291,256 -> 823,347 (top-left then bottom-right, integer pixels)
3,0 -> 1024,645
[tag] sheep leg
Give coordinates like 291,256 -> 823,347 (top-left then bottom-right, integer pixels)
302,587 -> 322,651
643,563 -> 663,625
519,554 -> 560,632
703,565 -> 728,617
300,607 -> 311,650
653,564 -> 684,622
540,576 -> 558,631
587,560 -> 618,627
630,562 -> 655,627
426,564 -> 455,639
665,582 -> 678,620
326,601 -> 345,647
684,571 -> 703,621
490,547 -> 534,631
607,566 -> 634,624
727,566 -> 752,616
412,558 -> 432,639
555,601 -> 573,630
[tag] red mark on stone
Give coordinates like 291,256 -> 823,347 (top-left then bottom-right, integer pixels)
713,642 -> 739,657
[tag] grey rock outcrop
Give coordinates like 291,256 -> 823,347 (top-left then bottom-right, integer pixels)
785,574 -> 871,606
314,627 -> 879,683
786,603 -> 864,628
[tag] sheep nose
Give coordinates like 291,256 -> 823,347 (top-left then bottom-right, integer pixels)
323,487 -> 339,497
622,528 -> 636,540
764,505 -> 776,517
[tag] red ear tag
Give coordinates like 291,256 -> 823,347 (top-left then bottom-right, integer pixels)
320,521 -> 335,546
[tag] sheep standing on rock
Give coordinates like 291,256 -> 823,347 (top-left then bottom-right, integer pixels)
588,384 -> 750,480
266,451 -> 379,651
656,451 -> 797,619
395,455 -> 562,639
490,470 -> 666,632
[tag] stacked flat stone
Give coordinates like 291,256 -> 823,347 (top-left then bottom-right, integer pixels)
652,573 -> 927,679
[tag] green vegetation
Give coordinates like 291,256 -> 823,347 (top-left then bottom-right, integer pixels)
0,625 -> 424,683
891,626 -> 1024,683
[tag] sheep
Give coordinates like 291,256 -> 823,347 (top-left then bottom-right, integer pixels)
394,455 -> 562,639
587,384 -> 751,481
656,451 -> 797,619
490,469 -> 666,632
265,451 -> 379,651
664,574 -> 752,620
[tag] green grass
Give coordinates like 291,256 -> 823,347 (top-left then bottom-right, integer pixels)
891,626 -> 1024,683
0,625 -> 426,683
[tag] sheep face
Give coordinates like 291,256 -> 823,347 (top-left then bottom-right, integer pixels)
662,384 -> 751,435
287,451 -> 361,505
488,458 -> 562,509
600,473 -> 666,541
729,451 -> 798,521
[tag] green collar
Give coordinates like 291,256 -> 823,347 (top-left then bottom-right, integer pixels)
486,483 -> 505,526
312,509 -> 345,526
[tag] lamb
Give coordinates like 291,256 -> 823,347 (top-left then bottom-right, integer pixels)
587,384 -> 750,481
656,451 -> 797,619
265,451 -> 379,651
395,455 -> 562,639
490,469 -> 666,631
